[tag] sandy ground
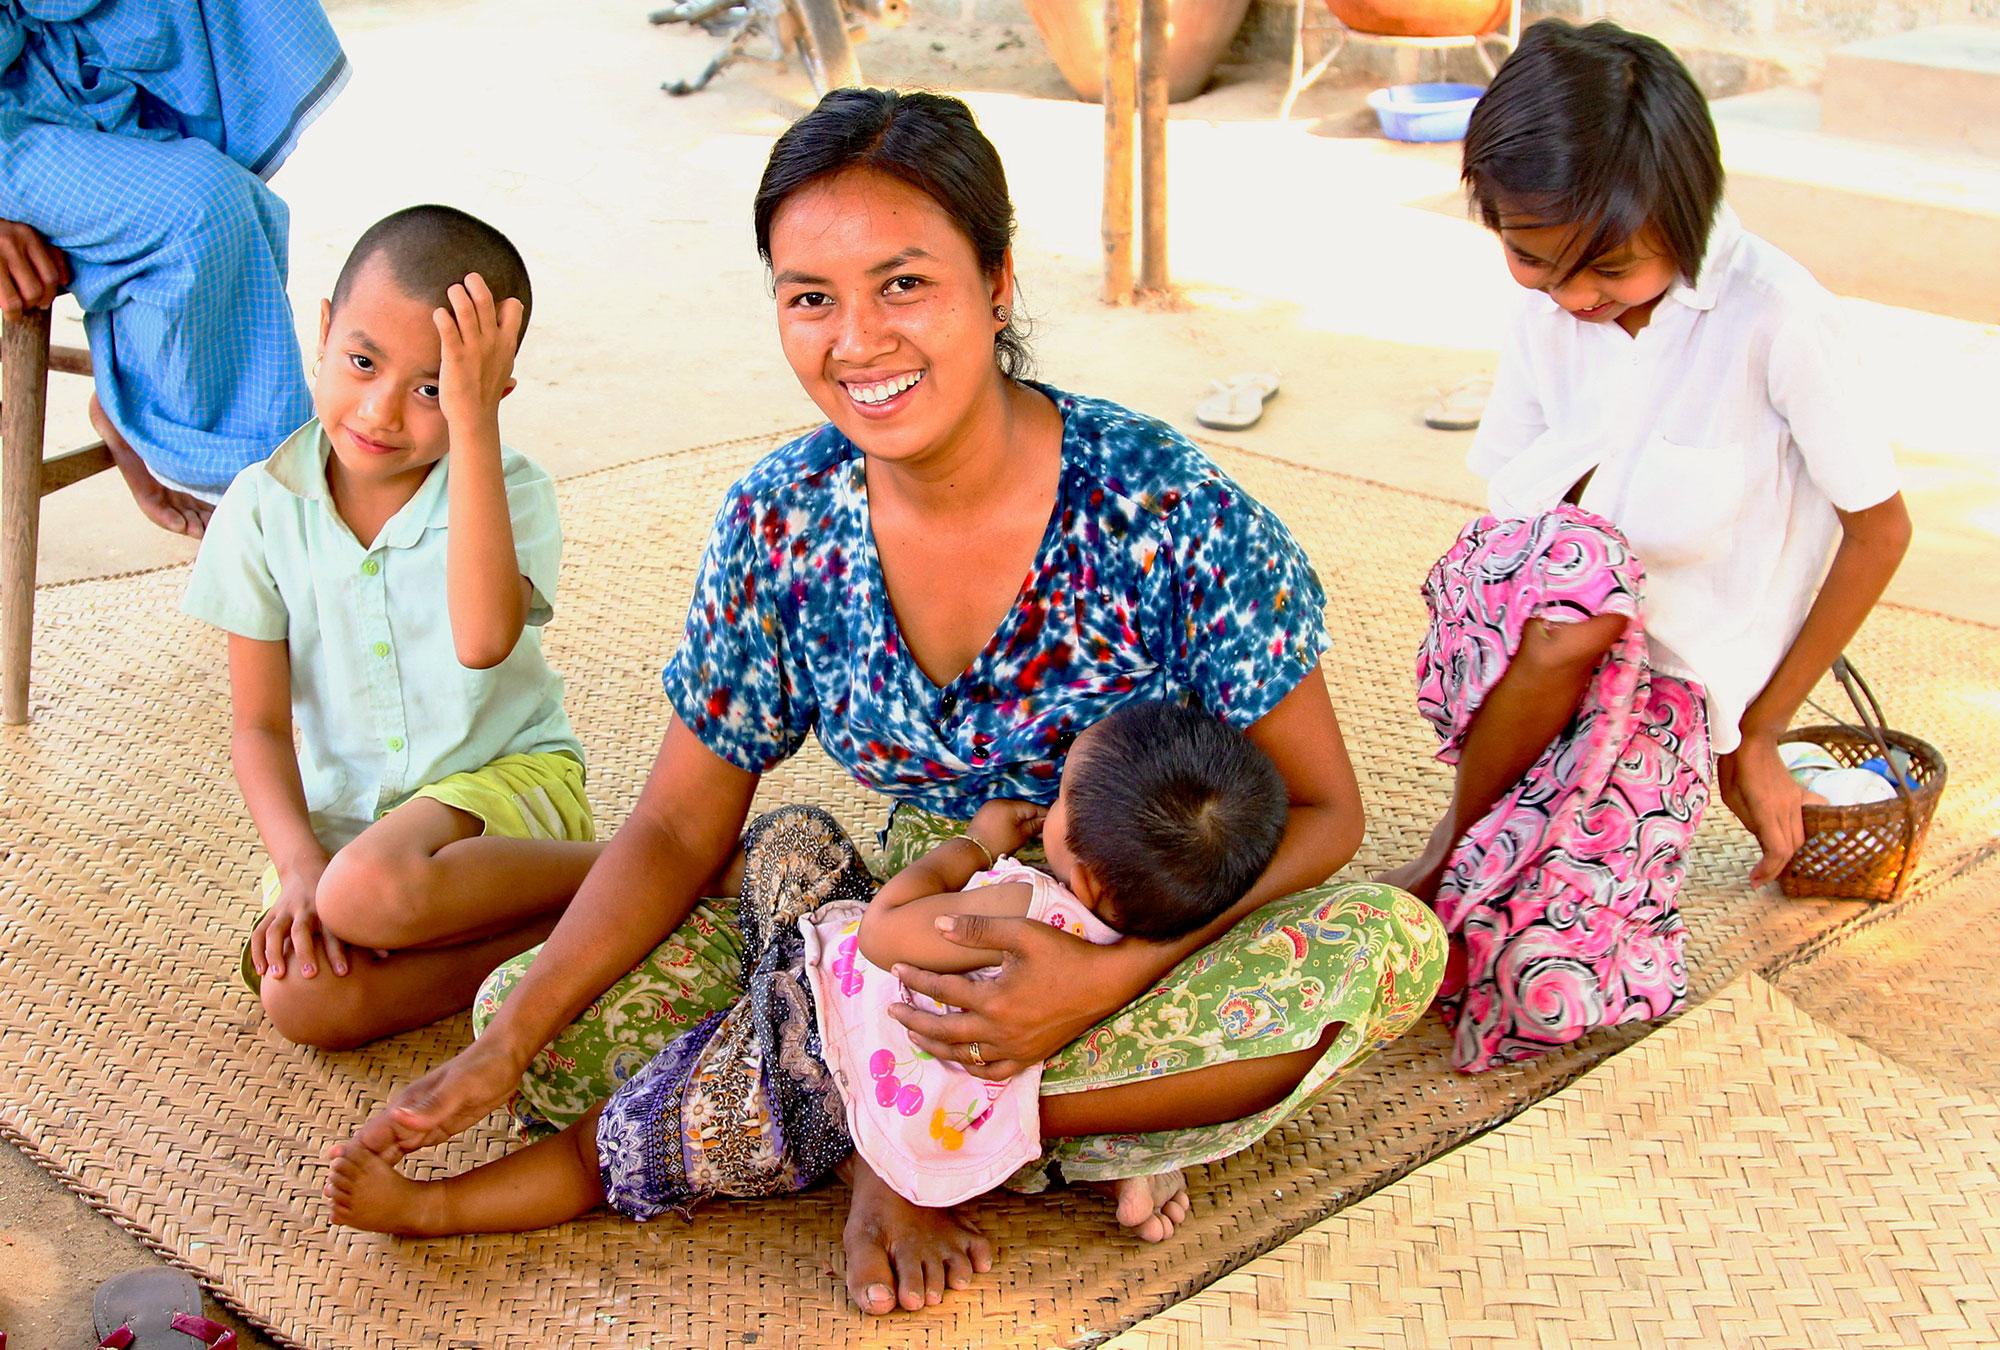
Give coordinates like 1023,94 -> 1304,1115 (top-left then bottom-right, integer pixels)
4,1 -> 1996,1345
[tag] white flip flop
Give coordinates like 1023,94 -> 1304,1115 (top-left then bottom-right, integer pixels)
1195,371 -> 1280,431
1423,374 -> 1491,431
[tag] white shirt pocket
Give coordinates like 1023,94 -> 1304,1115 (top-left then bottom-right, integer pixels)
1611,434 -> 1746,570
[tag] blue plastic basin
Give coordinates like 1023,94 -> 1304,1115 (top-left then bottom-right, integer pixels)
1366,82 -> 1484,143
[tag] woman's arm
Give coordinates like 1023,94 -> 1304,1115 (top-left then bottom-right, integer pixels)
1722,492 -> 1912,881
345,718 -> 760,1162
888,669 -> 1356,1078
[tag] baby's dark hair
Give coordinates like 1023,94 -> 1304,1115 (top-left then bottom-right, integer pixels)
330,205 -> 533,340
1463,19 -> 1723,286
1061,701 -> 1288,941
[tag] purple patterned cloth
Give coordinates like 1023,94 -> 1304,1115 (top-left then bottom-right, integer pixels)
1417,507 -> 1711,1073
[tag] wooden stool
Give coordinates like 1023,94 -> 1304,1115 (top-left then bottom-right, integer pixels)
1,308 -> 114,724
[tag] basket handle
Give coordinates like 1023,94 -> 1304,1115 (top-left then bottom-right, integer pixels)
1827,656 -> 1922,822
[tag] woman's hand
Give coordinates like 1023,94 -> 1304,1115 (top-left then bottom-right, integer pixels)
888,916 -> 1153,1078
338,1035 -> 528,1167
1718,733 -> 1812,884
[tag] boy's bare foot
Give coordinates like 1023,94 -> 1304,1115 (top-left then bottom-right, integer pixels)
325,1135 -> 447,1236
839,1155 -> 994,1314
89,395 -> 212,537
1092,1169 -> 1190,1242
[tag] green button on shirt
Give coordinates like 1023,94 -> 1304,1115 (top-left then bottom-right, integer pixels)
182,420 -> 581,850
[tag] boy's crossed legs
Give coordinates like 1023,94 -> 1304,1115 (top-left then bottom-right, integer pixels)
259,790 -> 604,1050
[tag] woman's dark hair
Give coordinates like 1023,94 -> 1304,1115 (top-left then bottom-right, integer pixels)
1462,19 -> 1723,286
1061,701 -> 1288,941
753,87 -> 1031,377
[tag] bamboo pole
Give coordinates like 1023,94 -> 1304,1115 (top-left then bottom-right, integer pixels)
1137,0 -> 1169,294
1101,0 -> 1137,303
2,309 -> 51,724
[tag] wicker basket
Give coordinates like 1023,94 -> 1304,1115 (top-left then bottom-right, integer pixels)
1777,659 -> 1946,902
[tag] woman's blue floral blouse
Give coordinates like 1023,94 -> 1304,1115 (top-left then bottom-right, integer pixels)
662,385 -> 1329,818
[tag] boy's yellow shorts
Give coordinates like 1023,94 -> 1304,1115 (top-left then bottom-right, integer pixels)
240,750 -> 595,991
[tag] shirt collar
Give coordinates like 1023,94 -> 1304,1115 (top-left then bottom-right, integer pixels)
261,417 -> 451,550
1665,204 -> 1741,313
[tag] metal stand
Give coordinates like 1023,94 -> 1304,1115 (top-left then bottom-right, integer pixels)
1280,1 -> 1522,120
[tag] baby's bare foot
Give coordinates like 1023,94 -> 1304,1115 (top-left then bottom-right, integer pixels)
325,1136 -> 446,1236
1092,1169 -> 1190,1243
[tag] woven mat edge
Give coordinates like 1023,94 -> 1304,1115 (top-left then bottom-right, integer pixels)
0,1111 -> 307,1350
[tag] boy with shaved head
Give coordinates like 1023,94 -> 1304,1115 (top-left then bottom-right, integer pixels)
184,206 -> 602,1049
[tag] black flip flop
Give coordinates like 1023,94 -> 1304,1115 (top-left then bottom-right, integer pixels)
92,1269 -> 236,1348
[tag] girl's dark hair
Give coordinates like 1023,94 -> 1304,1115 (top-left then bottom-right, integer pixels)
1463,19 -> 1723,286
1062,701 -> 1288,941
754,88 -> 1031,378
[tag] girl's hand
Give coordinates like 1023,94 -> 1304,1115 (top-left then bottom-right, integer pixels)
1718,734 -> 1808,884
433,272 -> 523,437
253,853 -> 342,980
967,799 -> 1047,859
888,916 -> 1148,1079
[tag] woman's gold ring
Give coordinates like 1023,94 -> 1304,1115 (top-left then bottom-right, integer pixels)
968,1041 -> 986,1067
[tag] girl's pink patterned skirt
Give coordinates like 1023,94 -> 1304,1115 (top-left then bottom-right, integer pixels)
1417,507 -> 1710,1073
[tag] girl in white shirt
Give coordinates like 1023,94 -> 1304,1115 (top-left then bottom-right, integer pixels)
1380,19 -> 1911,1072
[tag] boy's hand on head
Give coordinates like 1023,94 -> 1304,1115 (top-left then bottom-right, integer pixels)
252,855 -> 347,980
433,271 -> 523,437
968,799 -> 1047,858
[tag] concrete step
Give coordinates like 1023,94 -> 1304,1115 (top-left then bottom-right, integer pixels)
1711,86 -> 2000,322
1823,25 -> 2000,159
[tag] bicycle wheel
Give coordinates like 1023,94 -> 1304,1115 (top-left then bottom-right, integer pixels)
786,0 -> 860,96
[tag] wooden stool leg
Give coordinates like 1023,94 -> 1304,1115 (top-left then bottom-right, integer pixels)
1,309 -> 51,725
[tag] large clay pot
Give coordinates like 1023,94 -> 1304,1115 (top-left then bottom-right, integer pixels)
1024,0 -> 1256,104
1326,0 -> 1509,38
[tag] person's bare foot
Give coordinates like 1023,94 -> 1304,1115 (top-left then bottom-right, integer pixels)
1091,1170 -> 1190,1243
325,1135 -> 447,1236
89,394 -> 212,537
839,1155 -> 994,1314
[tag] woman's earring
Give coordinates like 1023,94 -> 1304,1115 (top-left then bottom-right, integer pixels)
993,305 -> 1010,324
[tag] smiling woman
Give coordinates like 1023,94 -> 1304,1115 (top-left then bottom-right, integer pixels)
347,89 -> 1446,1319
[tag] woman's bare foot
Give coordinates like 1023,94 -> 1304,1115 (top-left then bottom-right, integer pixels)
89,394 -> 212,537
325,1136 -> 447,1236
1092,1170 -> 1190,1243
839,1155 -> 994,1315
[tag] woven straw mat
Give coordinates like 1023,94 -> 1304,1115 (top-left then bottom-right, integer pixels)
3,430 -> 1996,1349
1105,970 -> 2000,1350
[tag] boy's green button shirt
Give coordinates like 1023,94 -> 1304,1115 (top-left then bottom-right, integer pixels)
181,419 -> 582,851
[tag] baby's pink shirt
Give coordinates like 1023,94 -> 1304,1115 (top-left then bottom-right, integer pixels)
801,855 -> 1122,1208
